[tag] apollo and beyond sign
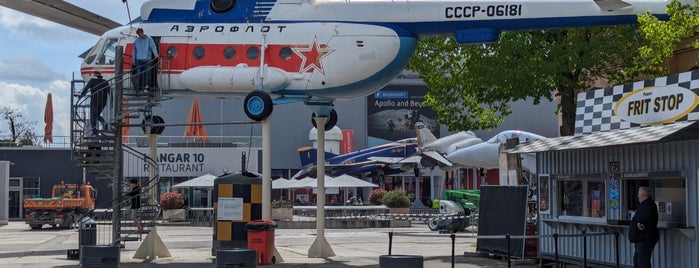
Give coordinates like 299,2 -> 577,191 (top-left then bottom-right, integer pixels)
613,85 -> 699,125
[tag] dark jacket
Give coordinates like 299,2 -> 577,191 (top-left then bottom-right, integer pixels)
628,197 -> 659,243
80,77 -> 109,108
127,185 -> 141,209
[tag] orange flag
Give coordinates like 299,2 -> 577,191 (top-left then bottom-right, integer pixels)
184,97 -> 208,141
43,93 -> 53,143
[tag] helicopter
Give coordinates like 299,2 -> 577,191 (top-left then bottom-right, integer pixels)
0,0 -> 677,129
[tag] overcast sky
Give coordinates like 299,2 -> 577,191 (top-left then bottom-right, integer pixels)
0,0 -> 148,139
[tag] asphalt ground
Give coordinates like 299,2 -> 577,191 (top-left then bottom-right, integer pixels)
0,221 -> 538,267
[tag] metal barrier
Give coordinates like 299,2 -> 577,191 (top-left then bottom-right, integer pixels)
188,207 -> 214,226
387,230 -> 621,268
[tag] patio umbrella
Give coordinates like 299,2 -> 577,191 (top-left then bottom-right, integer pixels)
184,97 -> 208,141
43,93 -> 53,143
172,173 -> 217,188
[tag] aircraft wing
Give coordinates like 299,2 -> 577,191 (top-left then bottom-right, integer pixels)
594,0 -> 632,11
0,0 -> 121,36
421,150 -> 453,167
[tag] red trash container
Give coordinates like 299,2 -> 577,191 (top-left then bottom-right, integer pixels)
246,220 -> 277,265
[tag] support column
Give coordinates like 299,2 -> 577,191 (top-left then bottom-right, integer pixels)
308,117 -> 335,258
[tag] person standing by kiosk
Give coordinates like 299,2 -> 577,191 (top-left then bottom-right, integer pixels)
628,186 -> 659,268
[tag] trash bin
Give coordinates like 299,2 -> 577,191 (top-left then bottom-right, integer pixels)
246,220 -> 277,265
79,217 -> 96,247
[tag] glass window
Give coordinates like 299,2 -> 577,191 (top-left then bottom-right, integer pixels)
223,46 -> 236,59
246,46 -> 259,60
558,177 -> 606,218
193,46 -> 205,60
279,47 -> 292,60
624,178 -> 686,227
166,46 -> 177,58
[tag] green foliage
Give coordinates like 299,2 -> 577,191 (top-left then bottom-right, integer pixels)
368,188 -> 386,205
380,190 -> 411,208
272,199 -> 293,208
637,0 -> 699,74
159,191 -> 184,210
407,26 -> 643,134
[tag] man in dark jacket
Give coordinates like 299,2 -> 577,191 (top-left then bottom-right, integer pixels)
127,178 -> 141,221
628,187 -> 659,268
79,71 -> 110,136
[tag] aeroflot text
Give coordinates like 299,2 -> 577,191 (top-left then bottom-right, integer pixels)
445,5 -> 523,18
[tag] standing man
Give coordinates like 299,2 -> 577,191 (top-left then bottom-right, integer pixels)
628,186 -> 659,268
132,27 -> 159,92
80,71 -> 110,136
127,178 -> 141,222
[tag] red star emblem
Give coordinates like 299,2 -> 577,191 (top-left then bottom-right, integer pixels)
292,36 -> 334,75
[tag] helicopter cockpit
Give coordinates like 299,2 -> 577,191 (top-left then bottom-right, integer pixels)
83,37 -> 119,66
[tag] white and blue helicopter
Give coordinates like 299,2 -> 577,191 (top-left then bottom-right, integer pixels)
0,0 -> 679,129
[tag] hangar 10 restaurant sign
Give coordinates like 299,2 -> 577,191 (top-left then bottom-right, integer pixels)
123,147 -> 260,177
613,85 -> 699,125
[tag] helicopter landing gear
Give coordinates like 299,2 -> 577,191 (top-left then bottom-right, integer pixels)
244,91 -> 273,121
311,109 -> 337,131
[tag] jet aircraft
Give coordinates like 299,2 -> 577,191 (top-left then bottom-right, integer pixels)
446,130 -> 545,172
0,0 -> 680,129
292,138 -> 418,179
369,122 -> 482,169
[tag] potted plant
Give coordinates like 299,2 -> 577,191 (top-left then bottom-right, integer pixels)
271,199 -> 293,221
368,188 -> 386,205
160,191 -> 186,222
381,189 -> 411,215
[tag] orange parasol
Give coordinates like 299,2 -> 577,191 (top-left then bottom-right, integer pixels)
184,97 -> 208,141
43,93 -> 53,143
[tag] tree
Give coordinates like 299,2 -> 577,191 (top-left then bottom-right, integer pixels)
407,26 -> 644,135
636,0 -> 699,74
1,107 -> 37,146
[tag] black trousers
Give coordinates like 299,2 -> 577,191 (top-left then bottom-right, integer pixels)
634,241 -> 657,268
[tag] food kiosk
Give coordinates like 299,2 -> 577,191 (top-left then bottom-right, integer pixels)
511,70 -> 699,267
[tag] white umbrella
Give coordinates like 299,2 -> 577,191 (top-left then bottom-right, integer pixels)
172,173 -> 217,188
272,178 -> 292,189
326,174 -> 378,188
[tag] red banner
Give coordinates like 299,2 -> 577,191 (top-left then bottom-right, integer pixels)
341,129 -> 354,154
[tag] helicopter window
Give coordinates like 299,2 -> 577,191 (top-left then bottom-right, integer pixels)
224,46 -> 236,59
166,46 -> 177,58
246,47 -> 259,60
93,38 -> 118,65
193,46 -> 205,60
211,0 -> 236,13
279,47 -> 292,61
83,38 -> 106,65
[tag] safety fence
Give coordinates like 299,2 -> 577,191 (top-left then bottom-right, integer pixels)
387,230 -> 621,268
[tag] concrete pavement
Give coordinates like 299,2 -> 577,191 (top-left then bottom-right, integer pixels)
0,221 -> 537,267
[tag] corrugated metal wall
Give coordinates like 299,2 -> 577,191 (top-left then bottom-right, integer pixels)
537,140 -> 699,267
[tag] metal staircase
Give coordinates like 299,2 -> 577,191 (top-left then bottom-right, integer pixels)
70,58 -> 164,245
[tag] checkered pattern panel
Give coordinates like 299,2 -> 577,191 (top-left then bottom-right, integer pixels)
512,121 -> 694,153
575,70 -> 699,135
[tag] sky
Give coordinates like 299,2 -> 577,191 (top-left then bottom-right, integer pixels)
0,0 -> 148,138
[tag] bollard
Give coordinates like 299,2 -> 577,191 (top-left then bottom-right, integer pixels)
553,233 -> 559,268
582,230 -> 587,268
506,234 -> 511,268
615,232 -> 620,268
388,231 -> 393,255
450,233 -> 455,268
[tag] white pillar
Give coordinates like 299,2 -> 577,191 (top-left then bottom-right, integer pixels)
308,117 -> 335,258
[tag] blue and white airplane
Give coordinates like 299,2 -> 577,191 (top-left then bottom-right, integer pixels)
292,138 -> 418,179
0,0 -> 680,128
